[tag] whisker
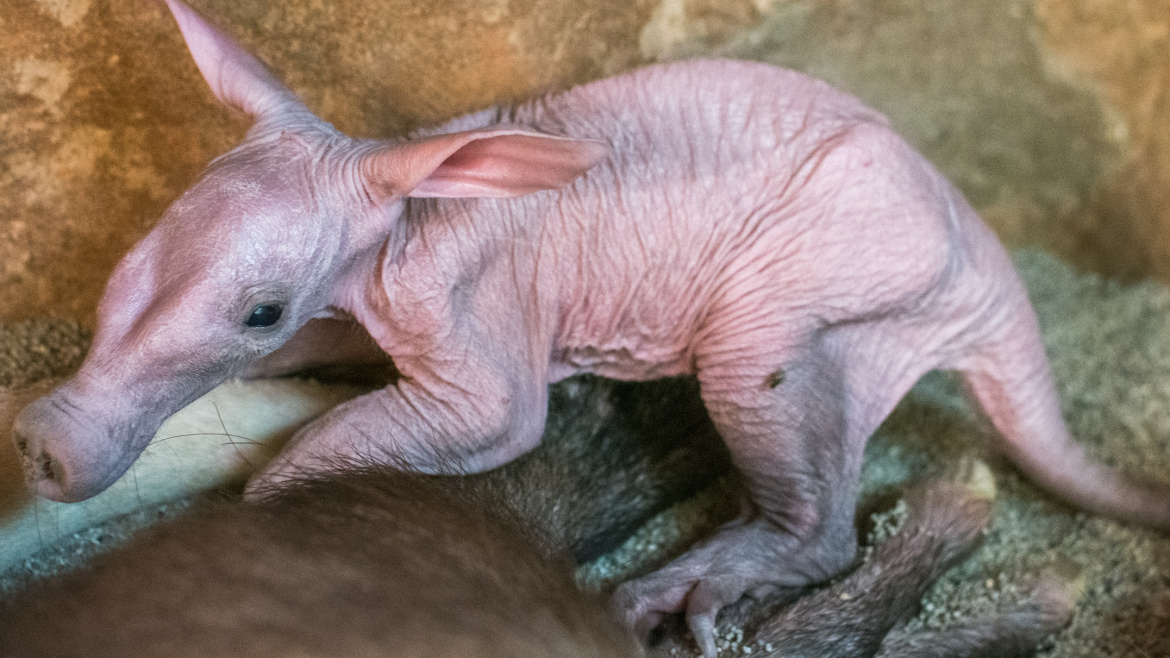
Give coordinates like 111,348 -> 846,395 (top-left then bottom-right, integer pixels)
215,402 -> 256,471
150,432 -> 282,464
131,460 -> 144,511
152,430 -> 183,466
152,431 -> 277,454
151,431 -> 258,445
219,438 -> 278,457
33,493 -> 45,554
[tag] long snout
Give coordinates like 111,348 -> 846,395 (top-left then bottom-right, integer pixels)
11,392 -> 147,503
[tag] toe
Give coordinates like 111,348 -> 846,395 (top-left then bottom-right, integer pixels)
686,606 -> 719,658
613,574 -> 694,640
686,576 -> 745,658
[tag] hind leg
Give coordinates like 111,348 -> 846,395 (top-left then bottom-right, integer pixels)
614,322 -> 922,657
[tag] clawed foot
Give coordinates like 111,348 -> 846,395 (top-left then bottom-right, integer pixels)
613,512 -> 855,658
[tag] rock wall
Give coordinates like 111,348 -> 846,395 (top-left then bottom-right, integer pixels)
0,0 -> 652,323
1034,0 -> 1170,279
3,0 -> 1169,323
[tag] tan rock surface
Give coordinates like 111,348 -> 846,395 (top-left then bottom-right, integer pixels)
1034,0 -> 1170,280
0,0 -> 651,324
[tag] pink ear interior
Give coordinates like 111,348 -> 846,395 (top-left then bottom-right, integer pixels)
408,133 -> 610,198
164,0 -> 301,118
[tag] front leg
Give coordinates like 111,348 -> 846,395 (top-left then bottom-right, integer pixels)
245,347 -> 548,493
248,229 -> 555,490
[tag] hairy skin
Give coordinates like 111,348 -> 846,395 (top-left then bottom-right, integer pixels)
10,1 -> 1166,652
0,376 -> 1072,657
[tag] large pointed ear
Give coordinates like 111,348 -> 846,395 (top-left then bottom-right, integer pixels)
163,0 -> 304,119
360,129 -> 609,201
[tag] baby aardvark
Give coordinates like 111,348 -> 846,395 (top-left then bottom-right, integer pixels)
13,1 -> 1170,655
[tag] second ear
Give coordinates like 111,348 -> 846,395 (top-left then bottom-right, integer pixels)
165,0 -> 304,119
361,130 -> 610,202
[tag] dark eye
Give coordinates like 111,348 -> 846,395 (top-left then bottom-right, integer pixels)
245,303 -> 284,328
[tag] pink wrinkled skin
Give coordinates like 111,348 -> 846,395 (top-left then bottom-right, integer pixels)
13,2 -> 1170,655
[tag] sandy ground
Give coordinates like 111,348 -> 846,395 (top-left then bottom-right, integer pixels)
2,249 -> 1170,656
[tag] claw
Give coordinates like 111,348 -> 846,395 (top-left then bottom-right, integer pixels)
614,517 -> 850,656
686,607 -> 719,658
686,577 -> 742,658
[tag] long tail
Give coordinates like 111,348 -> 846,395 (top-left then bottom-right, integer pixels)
954,278 -> 1170,529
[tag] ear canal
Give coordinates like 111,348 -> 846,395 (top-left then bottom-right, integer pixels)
360,129 -> 610,202
164,0 -> 306,119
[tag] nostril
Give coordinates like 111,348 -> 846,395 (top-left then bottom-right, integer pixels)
14,432 -> 62,486
37,452 -> 60,483
12,401 -> 93,502
19,447 -> 48,480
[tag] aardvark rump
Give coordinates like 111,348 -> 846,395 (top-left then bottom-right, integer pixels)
11,1 -> 1169,655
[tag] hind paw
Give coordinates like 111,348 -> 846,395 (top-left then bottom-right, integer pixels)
613,517 -> 853,658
